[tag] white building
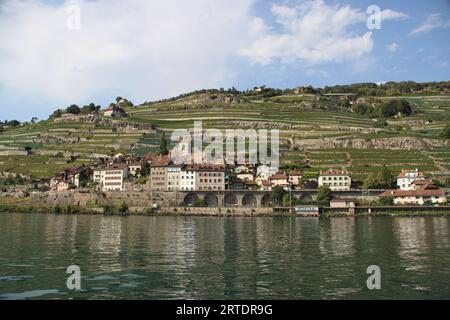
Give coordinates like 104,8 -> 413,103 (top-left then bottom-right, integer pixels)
397,169 -> 426,190
93,163 -> 129,191
380,184 -> 447,205
255,165 -> 278,182
167,165 -> 183,191
318,170 -> 351,191
128,162 -> 144,177
180,167 -> 196,191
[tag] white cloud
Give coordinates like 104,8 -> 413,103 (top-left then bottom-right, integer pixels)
0,0 -> 254,114
380,9 -> 408,21
387,42 -> 399,52
240,0 -> 376,65
410,13 -> 450,35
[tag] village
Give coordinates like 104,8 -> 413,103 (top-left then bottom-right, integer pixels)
39,149 -> 448,211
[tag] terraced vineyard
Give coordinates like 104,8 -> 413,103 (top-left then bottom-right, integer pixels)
1,91 -> 449,182
0,120 -> 151,178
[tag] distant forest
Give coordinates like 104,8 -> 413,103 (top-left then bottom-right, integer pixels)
142,80 -> 450,105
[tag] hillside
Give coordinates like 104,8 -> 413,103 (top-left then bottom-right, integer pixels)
1,82 -> 449,183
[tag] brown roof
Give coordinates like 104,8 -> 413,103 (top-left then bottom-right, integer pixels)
150,155 -> 172,167
288,170 -> 302,176
269,173 -> 288,180
184,163 -> 226,172
411,179 -> 433,186
102,163 -> 128,171
380,189 -> 445,198
320,170 -> 350,176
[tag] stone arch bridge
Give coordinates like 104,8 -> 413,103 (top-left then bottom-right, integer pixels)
163,190 -> 383,207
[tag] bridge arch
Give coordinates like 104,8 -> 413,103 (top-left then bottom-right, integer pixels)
183,193 -> 199,206
298,194 -> 313,203
242,194 -> 257,207
224,193 -> 238,207
204,193 -> 219,207
261,194 -> 271,206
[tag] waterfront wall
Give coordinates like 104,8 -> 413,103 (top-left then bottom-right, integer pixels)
157,206 -> 274,216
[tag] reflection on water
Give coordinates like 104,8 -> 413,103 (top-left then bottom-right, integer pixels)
0,213 -> 449,299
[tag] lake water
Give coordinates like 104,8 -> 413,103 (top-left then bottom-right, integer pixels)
0,212 -> 449,299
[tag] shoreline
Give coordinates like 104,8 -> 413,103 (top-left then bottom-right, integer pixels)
1,204 -> 449,217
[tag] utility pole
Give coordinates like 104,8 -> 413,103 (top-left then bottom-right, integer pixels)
289,182 -> 292,213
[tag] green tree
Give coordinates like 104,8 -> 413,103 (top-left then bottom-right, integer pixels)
7,120 -> 20,127
317,186 -> 332,204
159,132 -> 168,155
381,166 -> 393,188
282,193 -> 290,206
364,167 -> 392,189
66,104 -> 80,114
50,109 -> 63,119
118,202 -> 129,214
441,124 -> 450,139
352,103 -> 372,115
140,162 -> 150,177
377,196 -> 393,206
193,199 -> 206,207
378,99 -> 412,118
270,186 -> 286,205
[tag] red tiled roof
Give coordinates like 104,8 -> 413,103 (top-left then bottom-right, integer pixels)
380,189 -> 445,198
102,163 -> 128,171
320,170 -> 350,176
411,179 -> 433,186
150,155 -> 172,167
269,173 -> 288,180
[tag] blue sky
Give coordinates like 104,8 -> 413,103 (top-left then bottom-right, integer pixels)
0,0 -> 449,121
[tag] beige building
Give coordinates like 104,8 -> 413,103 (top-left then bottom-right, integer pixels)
318,170 -> 351,191
269,173 -> 289,190
94,163 -> 129,191
150,156 -> 171,191
190,164 -> 226,191
287,170 -> 302,188
167,164 -> 183,191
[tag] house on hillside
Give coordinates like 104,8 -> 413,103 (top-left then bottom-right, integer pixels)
50,165 -> 92,192
93,163 -> 129,191
380,183 -> 447,205
287,170 -> 302,188
397,169 -> 426,190
255,164 -> 278,182
318,170 -> 351,191
103,104 -> 127,118
269,173 -> 289,190
149,155 -> 172,192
